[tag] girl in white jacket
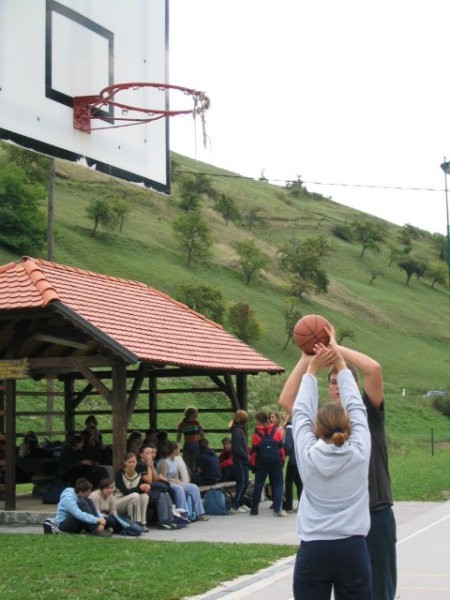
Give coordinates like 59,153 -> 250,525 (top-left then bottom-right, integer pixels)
292,343 -> 372,600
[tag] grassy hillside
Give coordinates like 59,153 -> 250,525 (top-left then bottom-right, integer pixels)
1,148 -> 449,500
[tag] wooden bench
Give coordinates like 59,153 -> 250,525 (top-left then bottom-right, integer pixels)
198,480 -> 236,502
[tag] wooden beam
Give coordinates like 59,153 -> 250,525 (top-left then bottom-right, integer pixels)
126,363 -> 147,422
28,356 -> 112,370
76,364 -> 112,404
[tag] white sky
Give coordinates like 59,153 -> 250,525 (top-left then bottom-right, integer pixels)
168,0 -> 450,235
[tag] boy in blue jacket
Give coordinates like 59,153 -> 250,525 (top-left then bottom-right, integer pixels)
55,477 -> 112,536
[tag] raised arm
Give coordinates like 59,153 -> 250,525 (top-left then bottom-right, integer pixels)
335,344 -> 383,410
279,352 -> 313,416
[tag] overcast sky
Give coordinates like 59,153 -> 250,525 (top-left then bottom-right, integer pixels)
168,0 -> 450,235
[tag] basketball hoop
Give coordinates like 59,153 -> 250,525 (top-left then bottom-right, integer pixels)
73,82 -> 210,145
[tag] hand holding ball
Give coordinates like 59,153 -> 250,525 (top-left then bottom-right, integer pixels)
293,314 -> 331,354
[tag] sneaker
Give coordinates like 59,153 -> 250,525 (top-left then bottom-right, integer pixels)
159,522 -> 172,530
274,510 -> 290,517
239,505 -> 250,512
285,509 -> 295,514
229,506 -> 246,514
139,524 -> 150,532
196,515 -> 209,522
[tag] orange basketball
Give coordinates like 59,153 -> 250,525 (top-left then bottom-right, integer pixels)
293,314 -> 331,354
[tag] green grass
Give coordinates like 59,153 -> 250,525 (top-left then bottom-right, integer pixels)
0,535 -> 296,600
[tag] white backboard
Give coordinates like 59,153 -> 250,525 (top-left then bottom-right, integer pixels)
0,0 -> 170,192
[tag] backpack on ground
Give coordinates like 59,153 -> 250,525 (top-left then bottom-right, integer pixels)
43,517 -> 63,534
115,515 -> 143,536
185,492 -> 197,522
255,427 -> 282,467
203,489 -> 229,515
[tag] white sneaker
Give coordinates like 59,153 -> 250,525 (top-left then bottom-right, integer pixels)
274,510 -> 290,517
230,506 -> 247,514
239,505 -> 250,512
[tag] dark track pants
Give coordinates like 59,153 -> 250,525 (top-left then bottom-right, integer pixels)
293,536 -> 372,600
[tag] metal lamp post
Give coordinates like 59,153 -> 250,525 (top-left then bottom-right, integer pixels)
439,159 -> 450,304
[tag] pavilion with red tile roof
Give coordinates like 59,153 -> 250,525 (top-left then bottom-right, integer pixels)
0,257 -> 283,509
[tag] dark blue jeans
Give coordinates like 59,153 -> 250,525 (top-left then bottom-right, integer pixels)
367,506 -> 397,600
293,536 -> 372,600
232,460 -> 249,509
251,463 -> 284,513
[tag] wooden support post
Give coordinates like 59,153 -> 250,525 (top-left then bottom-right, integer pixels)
111,360 -> 128,472
4,379 -> 16,510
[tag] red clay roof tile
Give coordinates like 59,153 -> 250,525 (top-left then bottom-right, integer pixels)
0,257 -> 283,374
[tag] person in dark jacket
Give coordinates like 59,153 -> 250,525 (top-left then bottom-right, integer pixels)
58,434 -> 108,488
80,415 -> 104,464
229,409 -> 250,513
192,438 -> 221,485
282,416 -> 303,513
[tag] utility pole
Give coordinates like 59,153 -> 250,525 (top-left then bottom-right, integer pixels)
439,160 -> 450,305
46,158 -> 56,437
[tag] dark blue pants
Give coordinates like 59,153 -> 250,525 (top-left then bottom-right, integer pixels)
59,497 -> 99,533
283,459 -> 303,511
367,506 -> 397,600
232,461 -> 249,509
251,463 -> 284,513
293,536 -> 372,600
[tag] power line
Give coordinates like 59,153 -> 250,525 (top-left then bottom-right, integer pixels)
174,169 -> 443,193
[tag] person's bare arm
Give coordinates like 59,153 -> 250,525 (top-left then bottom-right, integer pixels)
335,344 -> 383,409
278,352 -> 313,416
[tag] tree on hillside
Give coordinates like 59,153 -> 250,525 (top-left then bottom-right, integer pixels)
351,218 -> 384,258
332,223 -> 353,242
397,255 -> 427,286
0,162 -> 46,253
426,262 -> 447,289
174,280 -> 225,323
241,206 -> 265,231
430,233 -> 447,262
172,210 -> 212,267
234,239 -> 269,285
387,243 -> 404,267
178,172 -> 216,211
285,175 -> 304,199
86,199 -> 118,237
226,302 -> 261,344
214,193 -> 241,225
278,236 -> 333,297
4,144 -> 50,184
112,199 -> 130,232
281,297 -> 302,349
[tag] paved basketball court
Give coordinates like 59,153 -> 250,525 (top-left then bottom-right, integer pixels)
184,500 -> 450,600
